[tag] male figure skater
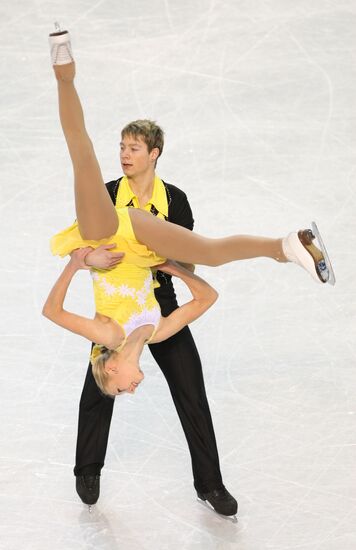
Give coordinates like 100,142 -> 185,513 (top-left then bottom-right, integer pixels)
74,119 -> 238,517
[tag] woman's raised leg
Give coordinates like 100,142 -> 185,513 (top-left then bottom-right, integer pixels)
51,30 -> 118,240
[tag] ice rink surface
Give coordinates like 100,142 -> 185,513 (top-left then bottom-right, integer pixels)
1,1 -> 355,549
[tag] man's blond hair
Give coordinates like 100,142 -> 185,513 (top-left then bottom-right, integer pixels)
121,119 -> 164,159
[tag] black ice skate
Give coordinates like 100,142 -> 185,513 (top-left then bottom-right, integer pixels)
76,474 -> 100,512
197,486 -> 238,522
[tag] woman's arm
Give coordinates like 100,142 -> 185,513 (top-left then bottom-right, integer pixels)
149,261 -> 218,344
42,248 -> 117,346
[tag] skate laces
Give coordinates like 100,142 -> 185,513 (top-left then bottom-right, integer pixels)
49,22 -> 73,65
51,42 -> 73,65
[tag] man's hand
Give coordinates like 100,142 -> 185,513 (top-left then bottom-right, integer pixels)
84,244 -> 125,269
69,247 -> 94,270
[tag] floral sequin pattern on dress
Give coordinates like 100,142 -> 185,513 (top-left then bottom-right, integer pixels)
91,272 -> 153,306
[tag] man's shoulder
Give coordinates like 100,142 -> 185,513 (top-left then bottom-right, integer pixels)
105,178 -> 121,189
105,177 -> 189,205
105,176 -> 193,228
105,178 -> 121,202
162,181 -> 193,229
161,181 -> 189,206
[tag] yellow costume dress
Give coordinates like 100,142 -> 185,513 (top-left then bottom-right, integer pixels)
51,206 -> 165,348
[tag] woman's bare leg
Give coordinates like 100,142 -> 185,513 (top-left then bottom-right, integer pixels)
129,208 -> 286,266
54,63 -> 118,240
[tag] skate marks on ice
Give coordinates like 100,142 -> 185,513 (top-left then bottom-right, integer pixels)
77,508 -> 115,548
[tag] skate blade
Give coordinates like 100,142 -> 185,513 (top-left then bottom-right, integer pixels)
197,497 -> 238,523
311,222 -> 336,286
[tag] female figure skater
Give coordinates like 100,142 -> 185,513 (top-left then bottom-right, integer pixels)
43,28 -> 334,398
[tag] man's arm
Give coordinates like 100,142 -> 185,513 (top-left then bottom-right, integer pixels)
164,182 -> 195,272
150,261 -> 218,343
165,182 -> 194,230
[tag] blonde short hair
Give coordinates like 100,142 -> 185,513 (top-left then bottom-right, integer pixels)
121,119 -> 164,160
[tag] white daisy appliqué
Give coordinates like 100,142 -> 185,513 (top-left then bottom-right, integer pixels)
91,272 -> 154,305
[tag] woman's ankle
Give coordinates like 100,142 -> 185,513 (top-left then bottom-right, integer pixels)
49,27 -> 74,80
275,238 -> 288,262
54,62 -> 76,82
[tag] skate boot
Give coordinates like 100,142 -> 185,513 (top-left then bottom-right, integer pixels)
49,22 -> 73,65
76,474 -> 100,511
197,486 -> 238,520
282,222 -> 335,285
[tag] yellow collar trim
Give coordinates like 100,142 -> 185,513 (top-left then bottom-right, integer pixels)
116,176 -> 168,217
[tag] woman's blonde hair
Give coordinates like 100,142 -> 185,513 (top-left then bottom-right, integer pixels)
91,345 -> 116,398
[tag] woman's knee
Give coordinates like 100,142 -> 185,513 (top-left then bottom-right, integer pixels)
69,136 -> 94,161
200,242 -> 221,267
128,208 -> 154,239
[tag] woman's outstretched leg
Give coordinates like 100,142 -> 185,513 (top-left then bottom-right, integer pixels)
129,209 -> 284,265
129,208 -> 333,284
50,30 -> 117,240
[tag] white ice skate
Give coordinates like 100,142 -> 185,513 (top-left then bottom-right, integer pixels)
49,22 -> 73,65
282,222 -> 335,285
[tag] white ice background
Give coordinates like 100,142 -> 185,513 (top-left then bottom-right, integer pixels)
0,1 -> 355,549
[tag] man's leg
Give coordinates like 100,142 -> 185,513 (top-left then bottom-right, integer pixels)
148,310 -> 237,516
149,326 -> 223,492
74,359 -> 115,505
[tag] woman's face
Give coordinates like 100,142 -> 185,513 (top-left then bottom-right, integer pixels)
104,355 -> 144,396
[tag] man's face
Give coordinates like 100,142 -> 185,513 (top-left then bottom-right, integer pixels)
120,134 -> 158,178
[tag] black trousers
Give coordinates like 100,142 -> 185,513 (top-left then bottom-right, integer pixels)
74,291 -> 223,494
